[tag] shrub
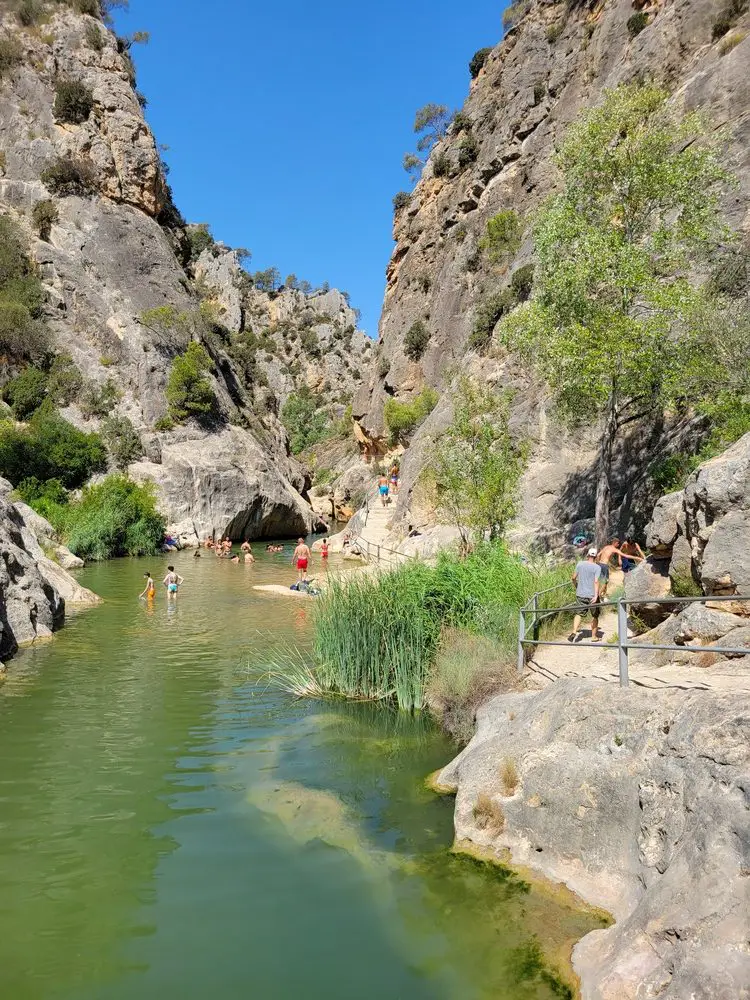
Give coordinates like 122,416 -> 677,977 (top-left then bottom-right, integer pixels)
457,133 -> 479,169
300,328 -> 321,357
32,199 -> 59,241
84,21 -> 105,51
0,37 -> 23,79
426,629 -> 519,743
670,571 -> 702,598
73,0 -> 102,14
500,758 -> 519,795
533,81 -> 546,105
432,151 -> 451,178
281,386 -> 331,454
0,407 -> 106,488
502,0 -> 531,32
187,223 -> 214,261
718,28 -> 747,53
166,341 -> 216,422
16,475 -> 69,521
453,111 -> 473,132
473,793 -> 505,832
627,11 -> 648,37
99,414 -> 142,468
468,289 -> 514,353
41,156 -> 97,197
383,386 -> 438,442
378,356 -> 391,378
3,365 -> 48,418
510,263 -> 534,302
403,319 -> 430,361
80,377 -> 122,419
469,47 -> 492,78
18,0 -> 43,26
546,22 -> 563,43
712,0 -> 748,38
0,301 -> 49,359
53,80 -> 95,124
57,475 -> 165,561
479,209 -> 522,262
47,353 -> 83,404
393,191 -> 411,213
153,414 -> 174,432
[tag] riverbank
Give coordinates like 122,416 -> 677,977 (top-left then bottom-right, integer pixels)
436,678 -> 750,999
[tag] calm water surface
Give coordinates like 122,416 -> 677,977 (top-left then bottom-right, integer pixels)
0,550 -> 600,1000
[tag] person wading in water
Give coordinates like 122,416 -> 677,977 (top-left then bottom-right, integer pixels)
292,538 -> 311,584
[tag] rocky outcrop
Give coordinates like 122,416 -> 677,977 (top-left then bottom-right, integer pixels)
353,0 -> 750,547
0,485 -> 99,663
0,3 -> 366,543
438,679 -> 750,1000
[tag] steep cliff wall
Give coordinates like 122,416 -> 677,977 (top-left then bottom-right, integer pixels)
0,1 -> 367,543
354,0 -> 750,547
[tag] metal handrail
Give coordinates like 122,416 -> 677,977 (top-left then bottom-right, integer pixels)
518,589 -> 750,687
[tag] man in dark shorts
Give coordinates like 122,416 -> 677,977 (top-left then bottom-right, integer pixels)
569,547 -> 602,642
596,537 -> 643,596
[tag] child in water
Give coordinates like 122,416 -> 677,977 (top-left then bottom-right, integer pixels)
139,572 -> 156,601
163,565 -> 184,597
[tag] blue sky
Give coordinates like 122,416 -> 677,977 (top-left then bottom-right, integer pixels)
114,1 -> 507,337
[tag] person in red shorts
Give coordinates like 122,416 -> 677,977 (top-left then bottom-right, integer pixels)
292,537 -> 311,584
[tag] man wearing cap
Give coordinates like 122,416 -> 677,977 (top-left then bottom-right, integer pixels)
569,547 -> 602,642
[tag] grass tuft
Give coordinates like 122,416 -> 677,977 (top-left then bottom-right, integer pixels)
472,792 -> 505,832
500,758 -> 519,796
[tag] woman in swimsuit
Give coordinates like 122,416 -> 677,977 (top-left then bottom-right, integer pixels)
163,565 -> 184,597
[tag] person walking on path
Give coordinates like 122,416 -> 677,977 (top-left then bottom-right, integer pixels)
292,538 -> 311,584
389,464 -> 399,495
569,548 -> 602,642
378,474 -> 389,507
596,537 -> 644,597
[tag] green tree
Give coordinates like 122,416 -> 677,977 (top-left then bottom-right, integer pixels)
413,103 -> 452,153
479,209 -> 522,264
383,387 -> 438,443
469,47 -> 492,78
430,378 -> 527,550
187,223 -> 214,261
100,415 -> 143,468
404,319 -> 430,361
32,199 -> 59,241
0,408 -> 106,488
402,153 -> 422,178
497,84 -> 731,545
281,386 -> 330,454
166,341 -> 216,422
53,80 -> 94,124
3,365 -> 48,418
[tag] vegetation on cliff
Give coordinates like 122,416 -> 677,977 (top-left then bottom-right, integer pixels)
497,84 -> 739,545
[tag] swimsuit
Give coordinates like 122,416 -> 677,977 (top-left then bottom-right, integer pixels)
168,581 -> 178,593
379,485 -> 389,495
297,558 -> 308,571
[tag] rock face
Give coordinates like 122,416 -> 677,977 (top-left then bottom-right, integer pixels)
0,490 -> 99,662
353,0 -> 750,547
0,4 -> 366,543
438,679 -> 750,1000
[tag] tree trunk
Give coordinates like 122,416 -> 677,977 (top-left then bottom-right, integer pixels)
595,389 -> 618,548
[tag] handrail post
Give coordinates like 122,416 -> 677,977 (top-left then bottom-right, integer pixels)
517,609 -> 526,675
532,593 -> 540,642
617,599 -> 629,688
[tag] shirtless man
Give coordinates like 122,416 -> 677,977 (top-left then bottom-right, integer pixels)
163,565 -> 184,599
292,537 -> 311,583
620,537 -> 645,573
241,540 -> 255,563
596,537 -> 644,597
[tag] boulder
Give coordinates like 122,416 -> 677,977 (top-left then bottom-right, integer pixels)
644,490 -> 683,557
438,680 -> 750,1000
624,557 -> 674,627
12,504 -> 100,606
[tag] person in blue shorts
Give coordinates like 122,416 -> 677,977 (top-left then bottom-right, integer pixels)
163,565 -> 184,599
378,474 -> 389,507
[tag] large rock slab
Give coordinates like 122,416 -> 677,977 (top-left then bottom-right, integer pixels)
438,680 -> 750,1000
624,557 -> 674,627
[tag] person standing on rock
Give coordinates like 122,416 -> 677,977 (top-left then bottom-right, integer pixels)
569,548 -> 602,642
596,537 -> 643,597
292,538 -> 311,584
620,537 -> 645,573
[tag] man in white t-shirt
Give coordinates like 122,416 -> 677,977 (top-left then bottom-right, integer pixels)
568,548 -> 602,642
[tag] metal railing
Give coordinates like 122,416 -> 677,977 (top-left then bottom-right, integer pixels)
346,493 -> 409,567
518,585 -> 750,687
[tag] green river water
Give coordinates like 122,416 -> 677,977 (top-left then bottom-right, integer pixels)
0,550 -> 602,1000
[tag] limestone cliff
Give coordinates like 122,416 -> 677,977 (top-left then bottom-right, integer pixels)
354,0 -> 750,548
0,1 -> 367,543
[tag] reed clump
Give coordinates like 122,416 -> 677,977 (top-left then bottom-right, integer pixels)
309,543 -> 572,714
472,792 -> 505,832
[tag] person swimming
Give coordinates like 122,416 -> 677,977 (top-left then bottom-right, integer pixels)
163,565 -> 184,597
139,572 -> 156,601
